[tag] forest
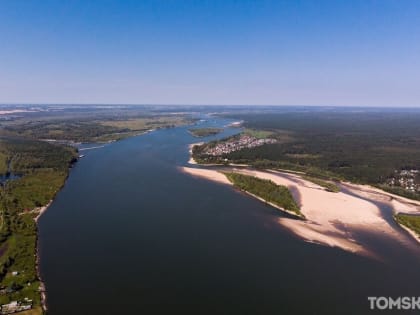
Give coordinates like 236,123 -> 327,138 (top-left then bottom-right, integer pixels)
214,110 -> 420,193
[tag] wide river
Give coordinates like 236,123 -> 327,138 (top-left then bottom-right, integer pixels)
38,117 -> 420,314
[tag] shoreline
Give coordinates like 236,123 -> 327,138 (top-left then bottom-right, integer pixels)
32,128 -> 164,313
394,214 -> 420,245
34,201 -> 54,313
34,200 -> 53,223
180,165 -> 420,258
187,142 -> 203,165
235,188 -> 305,219
33,161 -> 76,313
187,142 -> 249,167
35,233 -> 47,313
181,166 -> 303,219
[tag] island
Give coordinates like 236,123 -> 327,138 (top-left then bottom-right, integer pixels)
188,128 -> 223,138
224,172 -> 303,218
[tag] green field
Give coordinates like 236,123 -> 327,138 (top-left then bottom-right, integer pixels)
224,172 -> 302,217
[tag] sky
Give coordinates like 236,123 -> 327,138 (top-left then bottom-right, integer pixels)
0,0 -> 419,106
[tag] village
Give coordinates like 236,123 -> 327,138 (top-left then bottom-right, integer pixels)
386,169 -> 420,193
0,299 -> 32,314
203,134 -> 277,156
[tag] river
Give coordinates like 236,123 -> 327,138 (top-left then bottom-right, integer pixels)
38,117 -> 420,314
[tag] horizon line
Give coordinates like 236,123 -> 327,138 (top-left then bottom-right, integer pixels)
1,103 -> 420,109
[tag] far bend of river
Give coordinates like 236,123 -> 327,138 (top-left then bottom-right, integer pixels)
38,117 -> 420,315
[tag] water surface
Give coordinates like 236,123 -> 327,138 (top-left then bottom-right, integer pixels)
38,118 -> 420,314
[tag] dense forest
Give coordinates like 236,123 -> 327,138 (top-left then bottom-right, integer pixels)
216,111 -> 420,189
0,137 -> 77,310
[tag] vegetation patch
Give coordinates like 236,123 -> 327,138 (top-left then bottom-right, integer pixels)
395,214 -> 420,238
3,116 -> 194,143
302,176 -> 340,193
224,172 -> 302,217
243,128 -> 274,139
188,128 -> 223,137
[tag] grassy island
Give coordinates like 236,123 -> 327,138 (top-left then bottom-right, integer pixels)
224,172 -> 303,217
394,214 -> 420,239
188,128 -> 223,137
302,176 -> 340,193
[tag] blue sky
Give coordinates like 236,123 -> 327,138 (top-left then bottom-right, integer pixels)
0,0 -> 419,106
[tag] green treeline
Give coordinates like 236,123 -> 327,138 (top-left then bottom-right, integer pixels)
224,172 -> 302,217
0,137 -> 77,307
219,111 -> 420,185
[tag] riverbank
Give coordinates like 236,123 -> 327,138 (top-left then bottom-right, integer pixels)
394,219 -> 420,245
188,142 -> 203,165
33,201 -> 54,313
32,158 -> 80,313
33,197 -> 64,312
34,201 -> 53,223
180,166 -> 420,258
